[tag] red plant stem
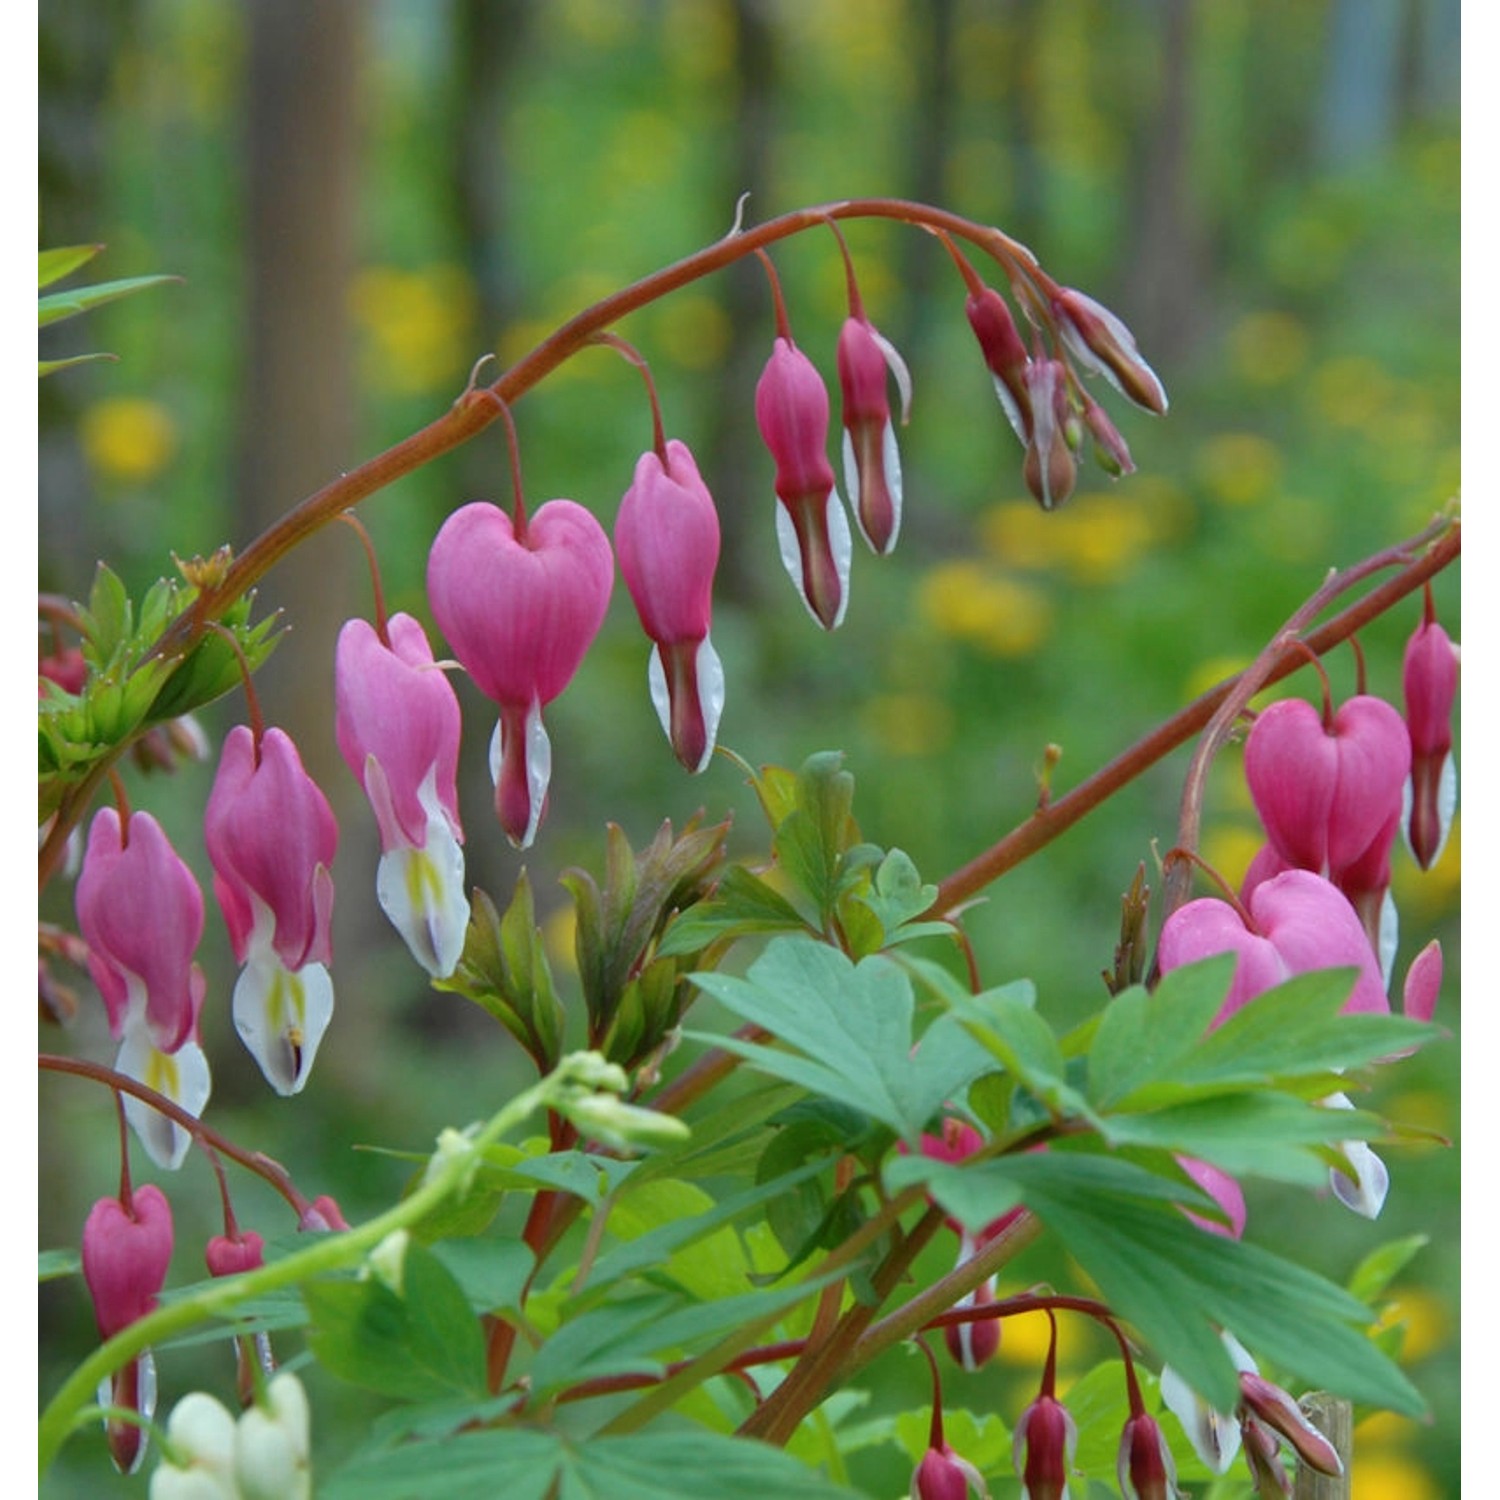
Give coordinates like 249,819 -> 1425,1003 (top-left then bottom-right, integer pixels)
39,1053 -> 316,1217
932,516 -> 1458,918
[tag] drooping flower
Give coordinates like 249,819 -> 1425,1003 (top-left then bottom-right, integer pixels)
1021,358 -> 1077,511
614,439 -> 726,772
1401,599 -> 1459,870
235,1371 -> 312,1500
427,499 -> 614,848
1244,695 -> 1410,887
1237,1370 -> 1344,1477
755,336 -> 852,629
836,312 -> 912,554
963,283 -> 1032,445
205,1229 -> 265,1279
1050,287 -> 1168,415
150,1391 -> 239,1500
204,727 -> 338,1095
335,613 -> 469,977
116,1019 -> 212,1171
1013,1392 -> 1077,1500
76,808 -> 206,1054
911,1442 -> 988,1500
1116,1411 -> 1178,1500
1159,1330 -> 1258,1475
83,1184 -> 174,1474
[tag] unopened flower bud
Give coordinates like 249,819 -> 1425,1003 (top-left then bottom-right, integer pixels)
964,286 -> 1032,444
1021,359 -> 1076,511
235,1370 -> 311,1500
837,315 -> 912,554
205,1230 -> 264,1279
911,1442 -> 987,1500
151,1391 -> 238,1500
1051,287 -> 1167,415
1013,1392 -> 1077,1500
1117,1411 -> 1177,1500
1238,1372 -> 1344,1477
298,1194 -> 349,1232
1402,604 -> 1459,869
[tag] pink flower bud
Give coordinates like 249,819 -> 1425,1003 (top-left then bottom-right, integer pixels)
298,1194 -> 349,1232
1082,397 -> 1136,478
1244,695 -> 1410,881
1051,287 -> 1167,415
912,1443 -> 986,1500
755,337 -> 851,629
39,645 -> 87,694
943,1268 -> 1001,1371
335,614 -> 469,978
83,1184 -> 174,1339
1238,1372 -> 1343,1477
206,1230 -> 265,1278
964,285 -> 1032,443
615,440 -> 725,772
1013,1392 -> 1078,1500
1022,359 -> 1077,511
1401,939 -> 1442,1024
75,808 -> 206,1054
1117,1411 -> 1178,1500
837,315 -> 911,554
1240,1415 -> 1293,1497
1402,608 -> 1458,869
427,499 -> 614,848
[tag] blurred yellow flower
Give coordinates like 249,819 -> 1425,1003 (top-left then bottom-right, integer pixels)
1200,824 -> 1264,890
543,902 -> 578,977
662,0 -> 733,84
350,264 -> 475,397
861,692 -> 954,757
1181,654 -> 1250,703
652,293 -> 732,372
1311,354 -> 1395,430
1371,1285 -> 1450,1364
1194,432 -> 1283,507
80,397 -> 178,485
916,561 -> 1051,657
978,495 -> 1151,583
1228,310 -> 1310,387
995,1307 -> 1087,1375
1348,1451 -> 1441,1500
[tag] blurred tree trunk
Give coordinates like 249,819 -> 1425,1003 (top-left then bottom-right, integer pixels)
1314,0 -> 1403,168
701,0 -> 779,611
447,0 -> 535,500
235,0 -> 363,771
1123,0 -> 1205,366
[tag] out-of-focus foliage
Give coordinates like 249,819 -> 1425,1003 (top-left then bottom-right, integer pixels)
39,2 -> 1457,1495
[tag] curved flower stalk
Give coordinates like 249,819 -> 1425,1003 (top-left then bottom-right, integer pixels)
335,614 -> 469,977
204,727 -> 338,1095
427,498 -> 614,848
614,439 -> 725,772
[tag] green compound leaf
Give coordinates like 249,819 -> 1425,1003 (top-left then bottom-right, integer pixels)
322,1427 -> 861,1500
890,1147 -> 1422,1417
689,935 -> 995,1141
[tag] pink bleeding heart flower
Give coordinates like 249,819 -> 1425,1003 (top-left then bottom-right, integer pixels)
755,336 -> 852,629
205,727 -> 338,1096
1158,868 -> 1388,1023
76,807 -> 206,1055
427,499 -> 613,848
83,1184 -> 174,1474
837,313 -> 912,554
1244,694 -> 1411,881
964,283 -> 1033,445
614,439 -> 726,773
335,614 -> 469,977
1401,600 -> 1459,870
912,1443 -> 988,1500
206,1229 -> 266,1278
1050,286 -> 1168,415
1021,358 -> 1077,511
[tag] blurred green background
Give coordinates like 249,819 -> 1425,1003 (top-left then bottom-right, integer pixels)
39,2 -> 1459,1495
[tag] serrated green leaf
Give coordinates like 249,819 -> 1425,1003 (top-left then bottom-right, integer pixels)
1097,1092 -> 1389,1185
304,1242 -> 488,1402
891,1147 -> 1420,1415
1347,1234 -> 1430,1305
1088,958 -> 1235,1108
322,1427 -> 861,1500
39,244 -> 105,288
950,982 -> 1097,1125
655,864 -> 813,957
689,936 -> 996,1140
38,272 -> 180,326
